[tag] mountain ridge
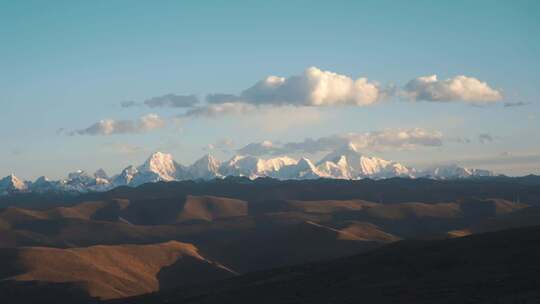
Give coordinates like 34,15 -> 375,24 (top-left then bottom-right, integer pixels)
1,147 -> 496,195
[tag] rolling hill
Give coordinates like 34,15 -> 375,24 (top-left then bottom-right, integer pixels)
0,178 -> 539,303
0,241 -> 235,301
119,225 -> 540,304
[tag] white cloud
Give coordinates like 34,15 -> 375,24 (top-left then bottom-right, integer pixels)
73,114 -> 166,136
208,66 -> 383,107
102,142 -> 145,155
237,128 -> 443,156
181,103 -> 324,132
169,69 -> 505,122
404,75 -> 502,103
344,128 -> 444,150
237,140 -> 276,155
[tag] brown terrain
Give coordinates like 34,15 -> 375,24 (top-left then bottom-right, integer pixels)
0,177 -> 539,303
0,241 -> 234,300
121,225 -> 540,304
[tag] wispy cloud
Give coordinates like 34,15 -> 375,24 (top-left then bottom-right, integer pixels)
72,114 -> 166,136
121,94 -> 199,108
120,101 -> 140,108
102,142 -> 146,155
478,133 -> 494,144
204,139 -> 235,152
238,128 -> 443,156
504,101 -> 530,108
455,153 -> 540,168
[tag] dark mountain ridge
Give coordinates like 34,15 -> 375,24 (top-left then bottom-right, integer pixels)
2,175 -> 539,209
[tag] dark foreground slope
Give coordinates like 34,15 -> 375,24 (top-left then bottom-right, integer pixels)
120,225 -> 540,304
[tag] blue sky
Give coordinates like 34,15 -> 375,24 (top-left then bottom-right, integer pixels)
1,0 -> 539,179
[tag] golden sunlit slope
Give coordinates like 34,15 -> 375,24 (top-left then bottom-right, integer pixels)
335,221 -> 401,242
0,195 -> 247,227
0,241 -> 236,300
0,200 -> 130,227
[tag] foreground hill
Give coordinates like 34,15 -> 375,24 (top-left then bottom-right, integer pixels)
119,225 -> 540,304
0,178 -> 539,303
0,241 -> 235,301
3,225 -> 539,303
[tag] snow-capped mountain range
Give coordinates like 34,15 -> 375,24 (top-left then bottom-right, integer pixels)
0,144 -> 495,195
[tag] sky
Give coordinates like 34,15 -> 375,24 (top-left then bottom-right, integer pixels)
1,0 -> 539,179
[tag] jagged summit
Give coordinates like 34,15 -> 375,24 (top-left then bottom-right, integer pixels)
345,141 -> 360,152
112,165 -> 138,186
127,152 -> 182,187
0,174 -> 28,193
423,164 -> 494,179
317,143 -> 413,178
94,168 -> 109,180
188,154 -> 222,180
1,150 -> 496,195
221,155 -> 296,178
34,176 -> 50,183
138,152 -> 178,181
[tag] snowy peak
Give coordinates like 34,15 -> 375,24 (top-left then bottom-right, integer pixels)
188,154 -> 222,179
61,170 -> 111,192
0,150 -> 497,195
30,176 -> 56,191
422,164 -> 494,179
194,154 -> 221,169
319,143 -> 361,163
138,152 -> 178,181
279,157 -> 323,179
317,157 -> 352,179
297,157 -> 316,169
67,170 -> 93,183
112,166 -> 138,186
221,155 -> 260,178
261,156 -> 297,172
0,174 -> 28,193
317,143 -> 413,178
33,176 -> 51,186
94,168 -> 109,180
221,155 -> 297,178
